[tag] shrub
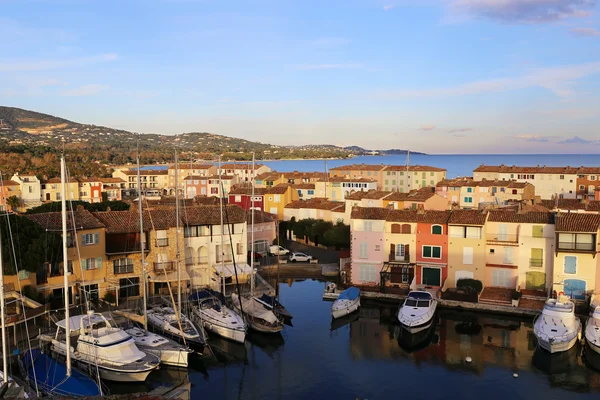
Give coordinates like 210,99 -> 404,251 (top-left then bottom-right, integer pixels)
103,291 -> 116,304
457,278 -> 483,295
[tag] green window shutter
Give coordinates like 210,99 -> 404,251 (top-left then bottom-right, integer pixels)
423,246 -> 432,257
531,248 -> 543,259
81,258 -> 87,270
96,257 -> 102,269
94,232 -> 100,244
532,225 -> 544,238
432,247 -> 441,258
81,234 -> 86,244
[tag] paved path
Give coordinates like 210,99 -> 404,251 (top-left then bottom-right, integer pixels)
285,240 -> 340,264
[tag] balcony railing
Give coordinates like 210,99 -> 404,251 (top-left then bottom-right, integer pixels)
389,254 -> 410,263
486,233 -> 518,243
106,243 -> 149,255
558,242 -> 595,252
198,256 -> 209,264
529,258 -> 543,268
154,261 -> 175,272
156,238 -> 169,247
114,263 -> 134,274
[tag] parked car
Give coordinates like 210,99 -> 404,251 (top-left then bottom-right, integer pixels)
269,245 -> 290,256
289,252 -> 313,263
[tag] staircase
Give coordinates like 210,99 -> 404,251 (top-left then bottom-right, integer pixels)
478,287 -> 513,307
519,289 -> 547,310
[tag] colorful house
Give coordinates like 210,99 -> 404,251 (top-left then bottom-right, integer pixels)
247,210 -> 277,255
576,167 -> 600,201
315,177 -> 377,202
381,165 -> 447,193
447,210 -> 488,288
292,183 -> 316,200
0,180 -> 21,211
349,207 -> 388,286
113,169 -> 169,193
218,163 -> 271,184
383,187 -> 448,211
228,186 -> 267,211
382,210 -> 419,288
436,178 -> 535,209
415,211 -> 451,288
168,163 -> 217,189
255,172 -> 285,188
284,198 -> 345,223
264,184 -> 299,220
207,175 -> 237,198
553,213 -> 600,301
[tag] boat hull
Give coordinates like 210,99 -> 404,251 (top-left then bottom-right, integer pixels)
142,346 -> 189,368
147,322 -> 205,353
588,340 -> 600,356
247,320 -> 284,333
94,364 -> 155,382
535,334 -> 579,354
399,319 -> 433,334
202,320 -> 246,343
331,298 -> 360,319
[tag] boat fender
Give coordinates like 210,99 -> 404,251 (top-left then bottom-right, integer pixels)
558,292 -> 565,296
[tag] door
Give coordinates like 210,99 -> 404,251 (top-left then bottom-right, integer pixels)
525,272 -> 546,290
498,224 -> 508,241
422,267 -> 441,286
492,269 -> 512,287
564,279 -> 586,300
119,277 -> 140,299
455,270 -> 474,286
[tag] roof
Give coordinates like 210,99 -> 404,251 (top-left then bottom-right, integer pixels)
265,184 -> 292,194
194,196 -> 223,205
363,190 -> 392,200
246,210 -> 277,224
320,177 -> 377,183
385,209 -> 420,223
587,201 -> 600,212
383,165 -> 446,172
418,210 -> 452,224
98,177 -> 126,184
291,183 -> 316,190
345,190 -> 373,200
183,175 -> 209,180
168,163 -> 214,170
487,210 -> 555,224
539,199 -> 586,210
285,198 -> 345,211
574,167 -> 600,175
385,187 -> 436,202
27,209 -> 105,231
555,213 -> 600,233
228,186 -> 268,195
448,210 -> 487,226
473,164 -> 580,174
1,180 -> 19,186
220,163 -> 265,170
437,178 -> 532,189
255,172 -> 282,181
181,205 -> 246,225
350,206 -> 390,220
41,177 -> 79,184
329,163 -> 386,172
92,211 -> 152,233
208,175 -> 234,180
284,171 -> 327,181
120,169 -> 168,176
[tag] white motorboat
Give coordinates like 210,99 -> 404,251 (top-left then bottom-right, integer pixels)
147,307 -> 206,351
231,293 -> 283,333
189,290 -> 247,343
331,287 -> 360,319
585,306 -> 600,355
42,312 -> 160,382
125,326 -> 192,367
397,291 -> 437,334
533,298 -> 582,354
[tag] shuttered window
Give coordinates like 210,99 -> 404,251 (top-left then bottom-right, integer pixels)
564,256 -> 577,274
358,264 -> 377,283
463,247 -> 473,265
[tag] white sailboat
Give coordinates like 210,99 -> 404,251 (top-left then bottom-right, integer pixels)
533,297 -> 582,354
189,289 -> 246,343
585,306 -> 600,355
231,293 -> 283,333
40,156 -> 159,382
121,152 -> 192,367
331,287 -> 360,319
397,291 -> 438,334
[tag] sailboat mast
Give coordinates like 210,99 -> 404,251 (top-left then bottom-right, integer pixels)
219,155 -> 225,294
175,150 -> 182,318
60,156 -> 72,376
137,152 -> 148,332
250,154 -> 255,297
0,233 -> 8,385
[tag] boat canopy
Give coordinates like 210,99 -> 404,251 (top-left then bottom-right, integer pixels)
338,287 -> 360,301
56,314 -> 107,333
407,291 -> 433,301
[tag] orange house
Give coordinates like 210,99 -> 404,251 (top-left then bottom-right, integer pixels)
415,211 -> 451,288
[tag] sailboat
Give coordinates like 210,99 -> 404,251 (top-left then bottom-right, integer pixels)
189,288 -> 246,343
39,156 -> 159,382
146,150 -> 207,352
22,156 -> 101,396
120,152 -> 192,367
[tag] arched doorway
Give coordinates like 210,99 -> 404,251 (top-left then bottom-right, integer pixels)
198,246 -> 208,264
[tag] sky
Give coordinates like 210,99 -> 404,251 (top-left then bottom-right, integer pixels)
1,0 -> 600,154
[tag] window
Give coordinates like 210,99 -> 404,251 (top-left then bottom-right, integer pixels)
81,257 -> 102,270
236,243 -> 243,255
359,243 -> 368,258
580,185 -> 585,190
391,224 -> 401,233
364,221 -> 373,232
431,225 -> 443,235
503,247 -> 514,264
81,233 -> 100,246
532,225 -> 544,238
564,256 -> 577,274
358,264 -> 377,283
184,225 -> 210,237
558,233 -> 595,251
401,224 -> 411,234
463,247 -> 473,264
467,188 -> 472,193
592,176 -> 597,181
560,175 -> 564,180
211,187 -> 218,194
235,195 -> 242,202
308,190 -> 314,195
423,246 -> 442,259
466,226 -> 482,239
28,186 -> 33,193
119,277 -> 140,298
464,197 -> 473,203
375,245 -> 380,252
114,258 -> 134,274
156,230 -> 168,246
395,244 -> 405,258
274,194 -> 281,202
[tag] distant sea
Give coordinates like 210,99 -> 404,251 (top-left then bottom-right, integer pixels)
142,154 -> 600,179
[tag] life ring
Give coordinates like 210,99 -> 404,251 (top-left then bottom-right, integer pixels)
558,291 -> 565,296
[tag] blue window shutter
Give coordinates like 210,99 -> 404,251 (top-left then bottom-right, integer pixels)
94,232 -> 99,244
81,234 -> 86,244
81,258 -> 87,270
96,257 -> 102,269
564,256 -> 577,274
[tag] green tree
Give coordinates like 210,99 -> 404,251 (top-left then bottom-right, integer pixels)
6,195 -> 20,211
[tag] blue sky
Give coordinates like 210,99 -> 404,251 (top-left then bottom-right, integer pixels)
1,0 -> 600,154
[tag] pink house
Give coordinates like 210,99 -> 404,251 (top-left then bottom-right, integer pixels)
247,210 -> 277,255
350,207 -> 388,286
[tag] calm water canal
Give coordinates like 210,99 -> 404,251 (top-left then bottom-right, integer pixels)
109,279 -> 600,399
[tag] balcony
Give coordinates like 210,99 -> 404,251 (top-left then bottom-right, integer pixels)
156,238 -> 169,247
388,253 -> 410,263
114,262 -> 134,274
486,233 -> 518,244
529,258 -> 543,268
106,243 -> 149,256
154,261 -> 175,272
557,242 -> 595,252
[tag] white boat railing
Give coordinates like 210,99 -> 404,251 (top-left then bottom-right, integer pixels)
399,302 -> 435,326
533,314 -> 579,342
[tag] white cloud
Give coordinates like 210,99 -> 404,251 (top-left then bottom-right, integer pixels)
375,60 -> 600,99
419,124 -> 436,131
449,0 -> 595,24
296,63 -> 363,70
513,134 -> 558,142
570,27 -> 600,36
61,84 -> 109,97
0,53 -> 118,72
558,135 -> 600,144
383,4 -> 395,11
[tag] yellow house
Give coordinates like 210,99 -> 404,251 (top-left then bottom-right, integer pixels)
40,177 -> 81,202
383,187 -> 448,211
382,165 -> 447,192
553,213 -> 600,301
447,210 -> 488,288
265,184 -> 299,220
255,172 -> 286,188
27,208 -> 107,303
315,177 -> 377,202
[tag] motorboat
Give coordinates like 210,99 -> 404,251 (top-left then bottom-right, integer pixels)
41,312 -> 160,382
331,287 -> 360,319
125,325 -> 193,367
533,298 -> 582,354
21,349 -> 101,397
147,307 -> 206,351
231,293 -> 284,333
253,293 -> 293,322
189,289 -> 247,343
585,306 -> 600,355
397,291 -> 438,334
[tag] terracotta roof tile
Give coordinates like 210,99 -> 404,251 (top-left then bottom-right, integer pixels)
350,206 -> 390,220
487,210 -> 555,224
383,165 -> 446,172
418,210 -> 452,224
363,190 -> 392,199
319,177 -> 377,183
345,191 -> 373,200
285,198 -> 344,211
330,164 -> 386,172
207,175 -> 234,180
265,184 -> 292,194
229,186 -> 268,195
385,187 -> 436,202
555,213 -> 600,232
27,209 -> 104,231
473,164 -> 579,174
587,201 -> 600,212
448,210 -> 487,226
194,196 -> 223,205
120,169 -> 168,176
182,205 -> 246,225
220,163 -> 265,170
291,183 -> 316,190
98,177 -> 126,184
385,209 -> 420,223
92,210 -> 152,233
168,163 -> 214,170
256,172 -> 282,181
575,167 -> 600,174
539,199 -> 586,210
2,180 -> 19,186
246,210 -> 277,224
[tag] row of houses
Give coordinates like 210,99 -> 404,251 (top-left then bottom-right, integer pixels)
10,205 -> 276,304
349,207 -> 600,303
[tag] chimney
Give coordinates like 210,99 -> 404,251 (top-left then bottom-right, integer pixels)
76,204 -> 85,211
106,206 -> 111,212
